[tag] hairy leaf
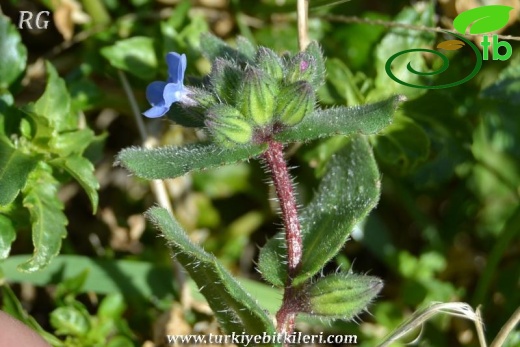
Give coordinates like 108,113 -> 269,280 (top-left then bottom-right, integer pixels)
146,207 -> 278,344
0,214 -> 16,259
259,136 -> 381,287
257,235 -> 286,287
303,273 -> 383,319
19,163 -> 67,272
50,156 -> 99,213
0,13 -> 27,89
0,139 -> 40,206
274,95 -> 403,144
200,33 -> 251,64
116,142 -> 267,180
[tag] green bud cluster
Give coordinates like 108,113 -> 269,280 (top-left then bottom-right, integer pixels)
190,34 -> 326,147
238,68 -> 277,126
275,81 -> 314,126
206,105 -> 253,147
302,273 -> 383,320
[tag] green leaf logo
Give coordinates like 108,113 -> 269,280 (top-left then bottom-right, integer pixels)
453,5 -> 514,35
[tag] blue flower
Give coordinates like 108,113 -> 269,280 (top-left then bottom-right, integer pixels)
143,52 -> 188,118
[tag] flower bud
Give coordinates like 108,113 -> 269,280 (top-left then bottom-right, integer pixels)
303,274 -> 383,320
205,105 -> 253,146
286,52 -> 317,85
275,81 -> 315,126
210,58 -> 244,105
256,47 -> 284,81
285,47 -> 326,89
238,67 -> 276,126
186,87 -> 215,108
303,41 -> 326,87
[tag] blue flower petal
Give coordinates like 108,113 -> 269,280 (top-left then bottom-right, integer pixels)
146,81 -> 168,106
143,52 -> 188,118
163,82 -> 186,106
143,105 -> 170,118
166,52 -> 187,84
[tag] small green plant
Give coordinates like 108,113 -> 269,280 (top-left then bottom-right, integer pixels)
0,14 -> 100,273
116,32 -> 402,343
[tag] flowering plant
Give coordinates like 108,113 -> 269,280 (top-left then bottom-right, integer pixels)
143,52 -> 188,118
117,33 -> 402,344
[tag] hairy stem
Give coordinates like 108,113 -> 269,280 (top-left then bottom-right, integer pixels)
270,1 -> 308,338
262,141 -> 303,334
263,141 -> 302,276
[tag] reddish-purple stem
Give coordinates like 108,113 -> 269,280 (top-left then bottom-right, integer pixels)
262,140 -> 303,334
262,140 -> 302,275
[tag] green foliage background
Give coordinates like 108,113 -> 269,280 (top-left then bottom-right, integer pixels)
0,0 -> 519,346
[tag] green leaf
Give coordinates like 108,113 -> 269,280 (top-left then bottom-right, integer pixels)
49,129 -> 95,157
106,336 -> 134,347
0,139 -> 40,206
274,95 -> 403,144
200,33 -> 250,64
257,235 -> 286,287
116,142 -> 267,180
372,3 -> 435,99
0,214 -> 16,259
0,13 -> 27,89
50,156 -> 99,213
146,207 -> 278,343
19,163 -> 67,272
481,55 -> 520,104
101,37 -> 157,80
98,293 -> 126,320
1,255 -> 282,313
259,136 -> 381,287
33,62 -> 75,132
453,5 -> 514,35
50,306 -> 90,336
372,112 -> 430,174
330,12 -> 388,71
324,58 -> 365,106
2,255 -> 175,300
164,0 -> 191,30
54,269 -> 90,301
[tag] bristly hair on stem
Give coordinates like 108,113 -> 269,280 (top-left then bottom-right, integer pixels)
261,140 -> 304,334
